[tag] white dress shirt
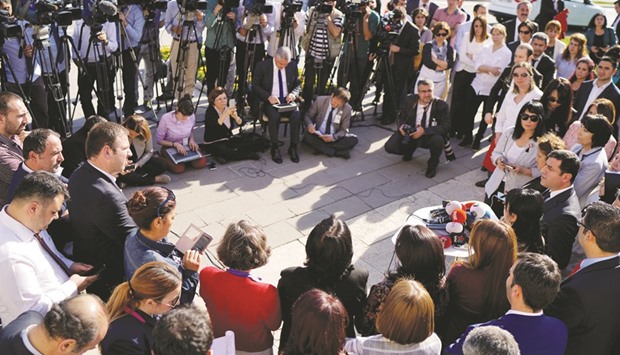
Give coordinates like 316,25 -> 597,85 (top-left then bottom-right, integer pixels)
271,60 -> 289,99
455,34 -> 491,73
471,43 -> 512,96
578,79 -> 614,121
495,87 -> 543,133
0,207 -> 77,325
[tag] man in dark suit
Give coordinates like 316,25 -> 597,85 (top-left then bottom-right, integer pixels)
540,150 -> 581,270
68,122 -> 137,300
0,294 -> 108,354
60,115 -> 106,179
252,46 -> 302,164
448,253 -> 568,354
408,0 -> 438,27
531,32 -> 556,90
384,79 -> 449,178
572,57 -> 620,122
507,21 -> 535,55
503,1 -> 539,43
545,202 -> 620,355
534,0 -> 564,31
303,87 -> 359,159
379,7 -> 419,125
613,0 -> 620,44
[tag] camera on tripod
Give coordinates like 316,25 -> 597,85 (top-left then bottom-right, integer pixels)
0,9 -> 21,40
82,0 -> 119,29
180,0 -> 208,13
244,0 -> 272,15
14,0 -> 81,27
282,0 -> 302,16
338,0 -> 367,20
373,12 -> 402,55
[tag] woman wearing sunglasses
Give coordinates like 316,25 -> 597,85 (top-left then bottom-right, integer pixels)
101,261 -> 182,355
124,187 -> 201,305
485,100 -> 545,202
416,21 -> 454,100
540,78 -> 574,137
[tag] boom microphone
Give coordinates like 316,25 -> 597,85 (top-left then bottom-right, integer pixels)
98,0 -> 118,16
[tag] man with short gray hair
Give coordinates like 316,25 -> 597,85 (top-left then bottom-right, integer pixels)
462,326 -> 520,355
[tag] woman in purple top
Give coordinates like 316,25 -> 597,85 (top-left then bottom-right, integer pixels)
156,97 -> 207,173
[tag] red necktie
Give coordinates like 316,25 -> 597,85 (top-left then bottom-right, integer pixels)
34,233 -> 72,277
567,261 -> 583,278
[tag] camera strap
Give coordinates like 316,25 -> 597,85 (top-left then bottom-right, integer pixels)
17,0 -> 32,22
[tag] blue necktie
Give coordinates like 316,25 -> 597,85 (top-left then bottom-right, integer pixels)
278,69 -> 285,102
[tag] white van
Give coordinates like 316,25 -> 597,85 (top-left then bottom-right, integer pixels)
488,0 -> 604,29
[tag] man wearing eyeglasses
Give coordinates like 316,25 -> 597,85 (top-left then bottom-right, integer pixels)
545,201 -> 620,355
539,149 -> 581,271
68,122 -> 138,301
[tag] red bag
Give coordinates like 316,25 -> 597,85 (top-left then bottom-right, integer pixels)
482,136 -> 497,172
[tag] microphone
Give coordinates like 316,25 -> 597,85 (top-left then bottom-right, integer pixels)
98,0 -> 118,16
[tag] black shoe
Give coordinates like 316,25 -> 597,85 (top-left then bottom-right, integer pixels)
334,150 -> 351,159
288,145 -> 299,163
402,154 -> 413,162
472,137 -> 481,150
458,137 -> 472,147
271,147 -> 283,164
425,166 -> 437,178
475,178 -> 488,187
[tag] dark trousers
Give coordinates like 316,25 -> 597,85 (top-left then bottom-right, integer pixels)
462,87 -> 488,141
116,156 -> 167,186
46,70 -> 69,137
303,131 -> 358,156
384,131 -> 443,168
263,104 -> 301,145
450,70 -> 476,135
121,48 -> 139,116
205,46 -> 232,94
337,55 -> 367,107
204,135 -> 264,161
382,64 -> 407,122
78,60 -> 115,118
235,39 -> 265,105
302,55 -> 334,106
6,77 -> 48,129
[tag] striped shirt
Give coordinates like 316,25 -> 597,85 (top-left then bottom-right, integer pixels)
307,10 -> 342,60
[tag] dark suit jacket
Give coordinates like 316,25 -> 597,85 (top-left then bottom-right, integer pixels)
393,21 -> 420,70
408,0 -> 438,27
545,256 -> 620,355
615,15 -> 620,44
503,18 -> 539,44
542,187 -> 580,269
400,95 -> 450,136
535,0 -> 564,30
0,310 -> 43,355
203,105 -> 235,144
100,309 -> 156,355
534,53 -> 556,90
67,162 -> 137,300
303,95 -> 353,140
60,126 -> 88,179
252,58 -> 301,104
6,163 -> 69,204
277,265 -> 368,351
573,80 -> 620,122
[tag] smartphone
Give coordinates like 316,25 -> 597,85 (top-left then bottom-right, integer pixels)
83,264 -> 107,277
191,233 -> 214,253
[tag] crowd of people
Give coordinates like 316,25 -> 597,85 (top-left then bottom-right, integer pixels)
2,0 -> 620,353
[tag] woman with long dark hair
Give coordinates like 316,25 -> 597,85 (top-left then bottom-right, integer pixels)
568,57 -> 595,93
277,216 -> 368,352
503,188 -> 545,254
585,12 -> 617,64
360,225 -> 447,336
540,78 -> 574,137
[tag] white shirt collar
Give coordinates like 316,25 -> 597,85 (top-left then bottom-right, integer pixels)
506,309 -> 544,317
0,206 -> 37,239
548,185 -> 573,200
580,253 -> 620,270
593,78 -> 613,90
87,161 -> 117,184
20,325 -> 43,355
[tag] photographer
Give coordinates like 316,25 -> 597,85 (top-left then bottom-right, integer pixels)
384,79 -> 449,178
137,5 -> 164,110
300,0 -> 343,107
338,0 -> 379,109
204,0 -> 237,94
118,0 -> 145,116
72,17 -> 119,118
0,0 -> 48,129
379,7 -> 418,125
265,0 -> 305,59
164,0 -> 205,100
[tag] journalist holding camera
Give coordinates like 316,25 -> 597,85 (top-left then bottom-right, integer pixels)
204,0 -> 237,94
117,0 -> 145,116
384,79 -> 450,178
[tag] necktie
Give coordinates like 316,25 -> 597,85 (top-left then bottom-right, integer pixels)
278,69 -> 285,102
421,105 -> 429,128
325,108 -> 335,134
567,261 -> 583,277
532,58 -> 538,68
34,233 -> 72,277
542,189 -> 551,200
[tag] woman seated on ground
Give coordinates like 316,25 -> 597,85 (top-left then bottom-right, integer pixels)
118,115 -> 170,186
540,78 -> 574,137
443,219 -> 517,345
282,289 -> 348,355
277,216 -> 369,352
571,114 -> 613,207
199,220 -> 281,354
360,225 -> 446,336
100,262 -> 182,355
503,188 -> 545,254
523,132 -> 566,193
585,12 -> 617,64
203,86 -> 262,162
485,101 -> 544,203
156,96 -> 207,173
568,57 -> 595,93
556,33 -> 588,79
346,279 -> 442,355
125,187 -> 200,304
544,20 -> 566,62
564,98 -> 617,157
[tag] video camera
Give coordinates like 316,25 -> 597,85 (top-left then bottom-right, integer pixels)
180,0 -> 208,12
282,0 -> 302,16
82,0 -> 118,28
373,11 -> 402,55
218,0 -> 239,16
337,0 -> 367,21
14,0 -> 81,26
244,0 -> 272,15
0,9 -> 21,40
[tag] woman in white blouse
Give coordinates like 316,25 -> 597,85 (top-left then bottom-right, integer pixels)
450,16 -> 491,140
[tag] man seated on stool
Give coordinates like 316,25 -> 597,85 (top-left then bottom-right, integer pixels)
384,79 -> 450,178
253,46 -> 302,164
303,87 -> 358,159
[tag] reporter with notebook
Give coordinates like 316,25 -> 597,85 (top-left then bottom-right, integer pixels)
124,186 -> 201,305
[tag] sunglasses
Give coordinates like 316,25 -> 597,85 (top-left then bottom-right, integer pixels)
520,113 -> 540,122
547,96 -> 561,103
519,30 -> 531,34
156,295 -> 180,308
436,32 -> 449,37
512,72 -> 530,78
156,187 -> 176,218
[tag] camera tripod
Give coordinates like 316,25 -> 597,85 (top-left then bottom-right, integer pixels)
137,11 -> 166,120
278,11 -> 298,61
333,15 -> 366,119
0,45 -> 39,129
360,50 -> 398,121
235,14 -> 267,117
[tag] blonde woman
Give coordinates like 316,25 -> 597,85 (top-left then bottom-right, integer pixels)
556,33 -> 588,79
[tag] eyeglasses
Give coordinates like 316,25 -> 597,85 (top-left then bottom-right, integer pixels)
519,30 -> 531,35
576,217 -> 591,232
547,96 -> 560,103
512,72 -> 530,78
436,32 -> 449,37
156,295 -> 180,308
156,188 -> 176,218
520,113 -> 540,122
